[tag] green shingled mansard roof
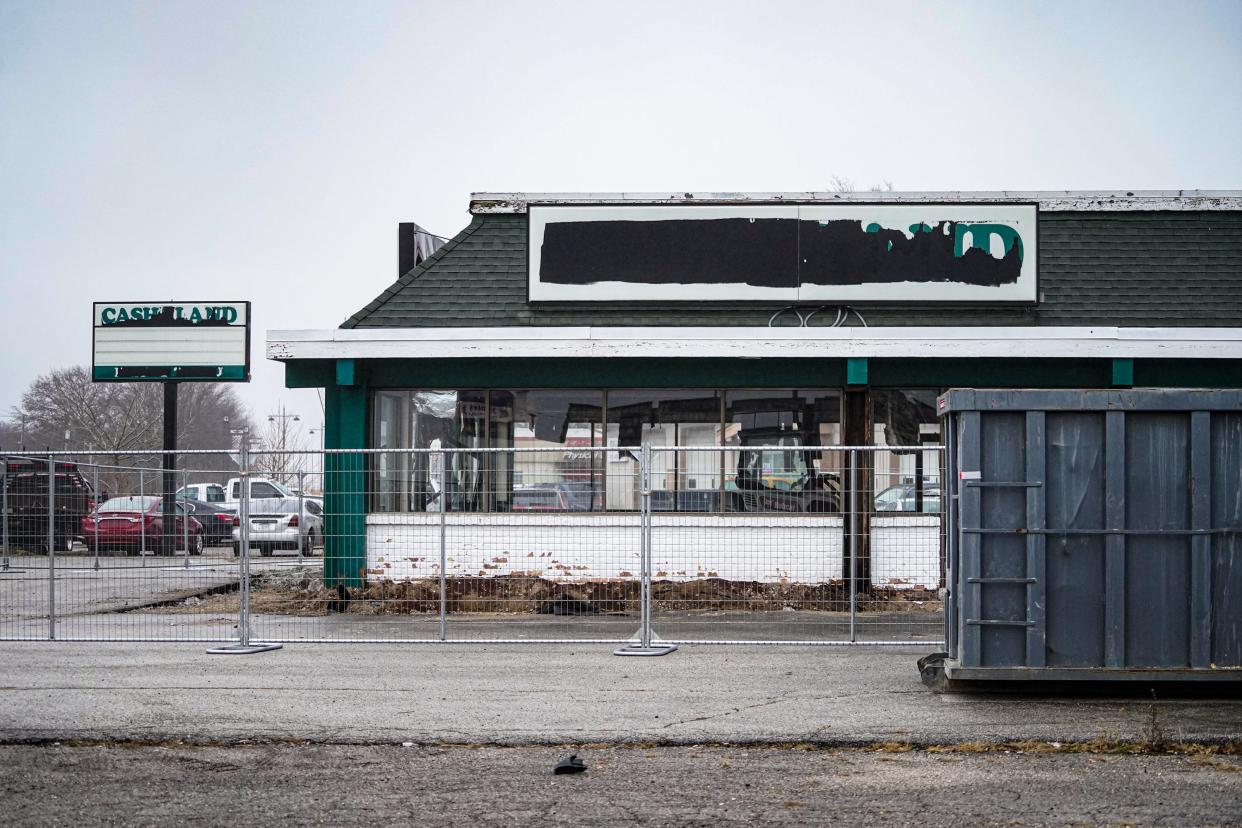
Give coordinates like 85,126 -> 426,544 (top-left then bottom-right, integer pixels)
342,209 -> 1242,329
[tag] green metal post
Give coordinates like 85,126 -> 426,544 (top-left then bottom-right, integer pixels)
323,379 -> 368,588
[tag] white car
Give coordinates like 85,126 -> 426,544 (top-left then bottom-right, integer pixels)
225,477 -> 322,508
231,498 -> 323,557
174,482 -> 228,504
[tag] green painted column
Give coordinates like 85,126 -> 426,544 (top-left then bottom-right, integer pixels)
1111,358 -> 1134,388
323,368 -> 368,588
846,357 -> 869,386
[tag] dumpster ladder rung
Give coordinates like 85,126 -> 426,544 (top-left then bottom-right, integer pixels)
965,619 -> 1035,626
963,481 -> 1043,488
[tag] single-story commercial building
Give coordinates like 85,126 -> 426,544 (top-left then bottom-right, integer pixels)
268,191 -> 1242,588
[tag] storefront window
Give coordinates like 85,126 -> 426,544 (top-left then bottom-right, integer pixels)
371,390 -> 487,512
369,386 -> 944,515
415,390 -> 487,512
372,391 -> 409,512
491,390 -> 605,512
871,389 -> 941,513
723,390 -> 843,513
605,390 -> 721,511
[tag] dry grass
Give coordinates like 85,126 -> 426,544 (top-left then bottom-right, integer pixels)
161,570 -> 940,617
925,738 -> 1242,756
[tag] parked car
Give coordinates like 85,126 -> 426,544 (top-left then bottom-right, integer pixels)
231,497 -> 322,556
81,496 -> 204,555
177,498 -> 236,546
550,481 -> 600,511
2,458 -> 98,553
511,485 -> 571,511
224,477 -> 324,511
174,482 -> 228,504
874,483 -> 941,513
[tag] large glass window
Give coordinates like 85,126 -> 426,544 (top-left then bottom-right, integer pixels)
372,390 -> 487,512
491,390 -> 605,512
723,390 -> 842,512
368,386 -> 944,515
871,389 -> 941,513
373,390 -> 409,512
606,390 -> 721,512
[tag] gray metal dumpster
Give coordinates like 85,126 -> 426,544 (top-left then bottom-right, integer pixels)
926,389 -> 1242,689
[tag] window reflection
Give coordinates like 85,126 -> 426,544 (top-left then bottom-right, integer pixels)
368,387 -> 942,514
373,391 -> 409,512
723,390 -> 842,513
605,390 -> 720,512
492,390 -> 604,512
871,389 -> 941,513
403,391 -> 487,512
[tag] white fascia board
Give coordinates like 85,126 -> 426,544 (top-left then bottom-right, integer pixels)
470,191 -> 1242,214
267,327 -> 1242,361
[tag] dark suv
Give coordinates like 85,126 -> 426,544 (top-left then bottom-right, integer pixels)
1,458 -> 98,552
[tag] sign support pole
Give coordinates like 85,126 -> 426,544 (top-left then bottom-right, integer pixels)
161,382 -> 178,556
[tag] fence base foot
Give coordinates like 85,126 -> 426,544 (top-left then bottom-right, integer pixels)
615,627 -> 677,656
206,642 -> 283,655
613,643 -> 678,656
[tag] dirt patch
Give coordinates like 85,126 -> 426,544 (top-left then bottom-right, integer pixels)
165,569 -> 939,617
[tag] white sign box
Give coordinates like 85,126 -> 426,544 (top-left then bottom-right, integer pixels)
92,301 -> 251,382
529,204 -> 1037,303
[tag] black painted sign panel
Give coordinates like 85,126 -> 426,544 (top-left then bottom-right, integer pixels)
529,205 -> 1037,303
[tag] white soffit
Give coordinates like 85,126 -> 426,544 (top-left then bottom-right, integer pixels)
267,327 -> 1242,361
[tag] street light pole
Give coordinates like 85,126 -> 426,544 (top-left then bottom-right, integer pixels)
266,410 -> 301,487
308,422 -> 325,494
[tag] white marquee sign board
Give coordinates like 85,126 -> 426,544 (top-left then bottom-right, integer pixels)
92,301 -> 251,382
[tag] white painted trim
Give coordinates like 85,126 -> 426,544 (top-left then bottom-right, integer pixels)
470,190 -> 1242,214
266,326 -> 1242,361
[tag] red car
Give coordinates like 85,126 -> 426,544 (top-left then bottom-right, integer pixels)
81,496 -> 205,555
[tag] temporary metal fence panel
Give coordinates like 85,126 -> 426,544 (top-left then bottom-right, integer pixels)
243,445 -> 943,646
2,444 -> 947,647
647,445 -> 944,645
245,447 -> 645,643
1,451 -> 245,643
939,389 -> 1242,683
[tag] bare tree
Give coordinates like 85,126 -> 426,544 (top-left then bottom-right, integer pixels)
251,403 -> 308,486
2,366 -> 253,494
827,175 -> 896,193
828,175 -> 856,193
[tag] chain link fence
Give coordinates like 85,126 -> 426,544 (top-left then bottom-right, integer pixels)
1,445 -> 944,649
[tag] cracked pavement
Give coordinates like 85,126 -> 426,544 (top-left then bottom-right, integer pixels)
3,743 -> 1241,827
1,642 -> 1239,746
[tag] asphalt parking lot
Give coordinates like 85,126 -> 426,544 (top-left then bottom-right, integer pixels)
1,639 -> 1240,827
0,546 -> 314,638
3,743 -> 1240,828
3,642 -> 1239,746
3,553 -> 1239,826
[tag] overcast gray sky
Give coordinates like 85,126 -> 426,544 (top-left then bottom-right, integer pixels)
2,0 -> 1240,432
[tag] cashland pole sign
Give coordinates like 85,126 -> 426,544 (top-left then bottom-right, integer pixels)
92,301 -> 251,551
